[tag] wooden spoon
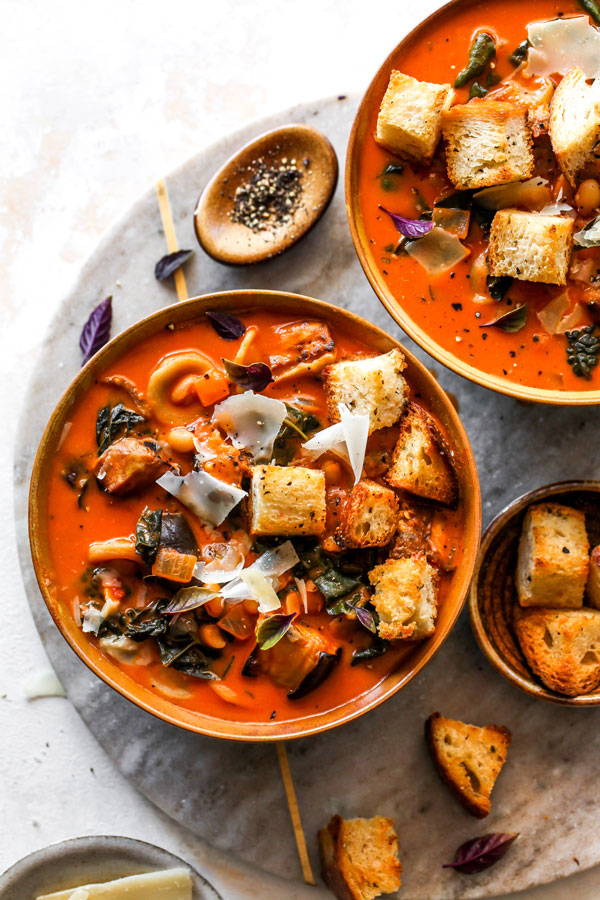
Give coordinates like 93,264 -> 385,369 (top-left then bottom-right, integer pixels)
194,124 -> 338,265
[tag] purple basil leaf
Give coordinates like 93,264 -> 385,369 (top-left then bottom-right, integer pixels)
223,358 -> 273,392
256,613 -> 296,650
443,833 -> 519,875
206,310 -> 246,340
154,249 -> 193,281
379,205 -> 434,239
480,304 -> 527,333
346,600 -> 377,634
79,296 -> 112,366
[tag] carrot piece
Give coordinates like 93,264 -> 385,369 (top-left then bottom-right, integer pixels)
151,547 -> 197,583
194,369 -> 230,406
285,590 -> 303,616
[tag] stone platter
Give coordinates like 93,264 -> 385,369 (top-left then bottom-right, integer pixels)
14,95 -> 600,899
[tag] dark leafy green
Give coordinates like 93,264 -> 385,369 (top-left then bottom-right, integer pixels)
273,404 -> 321,465
486,275 -> 512,302
480,304 -> 527,333
256,613 -> 296,650
469,81 -> 487,99
154,249 -> 193,281
509,39 -> 530,66
135,507 -> 163,563
126,614 -> 168,641
578,0 -> 600,24
566,325 -> 600,379
379,163 -> 404,191
443,833 -> 519,875
351,638 -> 389,666
454,32 -> 496,88
315,568 -> 360,601
96,403 -> 145,454
158,640 -> 220,679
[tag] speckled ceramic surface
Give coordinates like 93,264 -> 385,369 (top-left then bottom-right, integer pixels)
0,835 -> 220,900
14,96 -> 600,899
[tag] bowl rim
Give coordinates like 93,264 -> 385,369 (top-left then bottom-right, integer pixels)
29,288 -> 481,741
344,0 -> 600,406
469,479 -> 600,706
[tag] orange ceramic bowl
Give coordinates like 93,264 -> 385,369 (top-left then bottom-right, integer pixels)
29,290 -> 481,741
346,0 -> 600,404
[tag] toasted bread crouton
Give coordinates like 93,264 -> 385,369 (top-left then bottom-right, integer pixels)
441,100 -> 534,190
515,608 -> 600,696
549,67 -> 600,186
250,465 -> 326,536
375,70 -> 453,163
95,437 -> 165,495
587,546 -> 600,609
319,815 -> 401,900
487,210 -> 574,285
324,349 -> 408,435
516,503 -> 589,608
426,713 -> 511,818
369,556 -> 438,640
385,403 -> 457,505
390,500 -> 432,559
337,479 -> 399,548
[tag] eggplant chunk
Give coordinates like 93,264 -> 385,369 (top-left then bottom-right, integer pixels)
96,437 -> 164,495
159,512 -> 197,556
249,623 -> 341,699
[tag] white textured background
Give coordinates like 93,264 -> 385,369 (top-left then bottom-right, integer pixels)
1,0 -> 599,896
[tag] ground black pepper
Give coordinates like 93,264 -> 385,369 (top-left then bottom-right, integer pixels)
231,155 -> 304,232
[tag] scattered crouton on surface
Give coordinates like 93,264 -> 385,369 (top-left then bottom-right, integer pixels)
319,814 -> 402,900
516,502 -> 589,608
587,545 -> 600,609
375,70 -> 453,163
385,403 -> 457,505
369,556 -> 437,640
441,99 -> 534,190
487,210 -> 574,285
250,465 -> 326,536
324,349 -> 408,435
515,607 -> 600,696
549,66 -> 600,186
426,712 -> 512,818
338,479 -> 399,548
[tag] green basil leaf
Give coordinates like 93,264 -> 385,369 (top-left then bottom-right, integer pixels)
256,613 -> 296,650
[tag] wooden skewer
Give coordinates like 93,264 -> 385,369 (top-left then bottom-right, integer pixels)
276,742 -> 316,885
155,175 -> 315,887
155,177 -> 189,301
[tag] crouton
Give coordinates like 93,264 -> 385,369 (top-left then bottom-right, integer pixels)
249,465 -> 326,536
549,67 -> 600,186
369,556 -> 437,640
426,713 -> 512,818
95,437 -> 165,495
319,814 -> 401,900
441,100 -> 534,190
375,70 -> 453,163
385,403 -> 457,505
337,479 -> 399,548
516,503 -> 589,608
324,349 -> 408,435
587,546 -> 600,609
515,607 -> 600,696
487,210 -> 574,285
389,500 -> 432,559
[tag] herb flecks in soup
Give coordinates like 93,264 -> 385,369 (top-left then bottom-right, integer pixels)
360,0 -> 600,391
47,310 -> 465,723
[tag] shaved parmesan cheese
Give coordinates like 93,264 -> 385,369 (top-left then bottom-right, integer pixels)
82,604 -> 104,635
24,668 -> 65,700
194,545 -> 245,584
537,293 -> 586,333
405,227 -> 469,275
212,391 -> 287,461
303,405 -> 369,484
36,867 -> 192,900
539,201 -> 575,216
240,569 -> 281,613
157,470 -> 246,526
339,403 -> 369,484
295,576 -> 308,614
98,634 -> 152,666
474,177 -> 551,211
219,541 -> 299,602
526,16 -> 600,79
575,216 -> 600,247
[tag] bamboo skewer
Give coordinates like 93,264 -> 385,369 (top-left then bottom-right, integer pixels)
156,178 -> 189,302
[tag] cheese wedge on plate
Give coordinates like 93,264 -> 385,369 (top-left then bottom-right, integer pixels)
36,867 -> 192,900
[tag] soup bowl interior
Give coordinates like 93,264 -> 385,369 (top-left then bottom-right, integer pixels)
29,290 -> 481,740
345,0 -> 600,405
470,480 -> 600,706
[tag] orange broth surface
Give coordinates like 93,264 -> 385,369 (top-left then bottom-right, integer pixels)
46,310 -> 465,724
357,0 -> 599,392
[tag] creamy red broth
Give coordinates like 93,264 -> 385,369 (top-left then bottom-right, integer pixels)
46,310 -> 465,723
357,0 -> 599,392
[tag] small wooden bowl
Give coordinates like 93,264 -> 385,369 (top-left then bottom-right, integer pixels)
29,290 -> 481,741
194,125 -> 338,265
345,0 -> 600,405
470,480 -> 600,706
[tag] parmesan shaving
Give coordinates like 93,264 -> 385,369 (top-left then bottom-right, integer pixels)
240,569 -> 281,613
574,216 -> 600,247
526,16 -> 600,79
219,541 -> 299,602
212,390 -> 287,461
23,668 -> 66,700
404,227 -> 470,275
157,470 -> 246,526
303,405 -> 369,484
295,576 -> 308,614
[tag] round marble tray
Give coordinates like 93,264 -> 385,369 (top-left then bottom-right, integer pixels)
14,95 -> 600,900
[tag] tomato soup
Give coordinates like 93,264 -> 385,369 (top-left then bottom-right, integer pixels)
356,0 -> 600,393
